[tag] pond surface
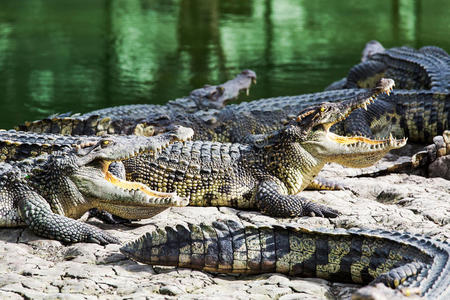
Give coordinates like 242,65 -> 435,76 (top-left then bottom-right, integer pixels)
0,0 -> 448,129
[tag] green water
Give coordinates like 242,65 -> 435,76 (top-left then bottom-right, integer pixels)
0,0 -> 448,129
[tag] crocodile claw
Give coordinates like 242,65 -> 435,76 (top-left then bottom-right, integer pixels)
303,202 -> 340,218
86,227 -> 121,245
87,208 -> 132,225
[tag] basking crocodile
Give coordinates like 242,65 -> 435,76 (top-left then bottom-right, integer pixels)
18,86 -> 448,145
16,44 -> 448,145
0,126 -> 192,163
0,126 -> 195,224
122,79 -> 406,218
0,131 -> 194,244
18,70 -> 256,136
326,41 -> 449,92
120,219 -> 450,300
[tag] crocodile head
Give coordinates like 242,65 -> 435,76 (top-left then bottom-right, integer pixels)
361,40 -> 385,62
190,69 -> 257,109
76,125 -> 193,165
65,128 -> 193,218
295,78 -> 407,168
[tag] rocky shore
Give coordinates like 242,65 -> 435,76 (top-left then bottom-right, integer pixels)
1,148 -> 449,300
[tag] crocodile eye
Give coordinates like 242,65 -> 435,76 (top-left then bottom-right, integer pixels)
101,140 -> 111,147
320,107 -> 325,112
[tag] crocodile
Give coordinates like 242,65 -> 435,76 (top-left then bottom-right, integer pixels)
18,69 -> 256,136
0,130 -> 194,244
0,126 -> 192,163
16,44 -> 448,145
120,219 -> 450,300
18,85 -> 448,146
0,126 -> 195,224
325,41 -> 449,92
122,79 -> 406,218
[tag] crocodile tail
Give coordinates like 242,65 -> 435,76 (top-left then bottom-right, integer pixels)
386,47 -> 449,92
346,228 -> 450,299
121,220 -> 450,298
120,220 -> 257,274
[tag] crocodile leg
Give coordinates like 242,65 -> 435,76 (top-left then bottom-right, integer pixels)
87,208 -> 131,225
255,179 -> 339,218
17,191 -> 120,245
370,261 -> 427,290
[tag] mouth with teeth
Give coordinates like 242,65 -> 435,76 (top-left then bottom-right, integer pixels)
98,128 -> 193,203
72,159 -> 188,219
71,129 -> 192,217
189,69 -> 257,108
298,78 -> 407,167
72,157 -> 188,220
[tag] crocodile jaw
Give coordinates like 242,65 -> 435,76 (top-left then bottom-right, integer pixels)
300,78 -> 407,168
318,132 -> 407,167
77,126 -> 194,164
70,165 -> 188,219
302,126 -> 407,168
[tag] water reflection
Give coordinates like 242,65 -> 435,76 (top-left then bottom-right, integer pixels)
0,0 -> 448,129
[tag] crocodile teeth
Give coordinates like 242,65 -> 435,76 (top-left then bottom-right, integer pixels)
246,88 -> 250,96
362,103 -> 368,111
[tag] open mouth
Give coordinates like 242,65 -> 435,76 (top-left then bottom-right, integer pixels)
92,133 -> 192,205
328,132 -> 407,148
101,162 -> 176,199
326,78 -> 407,148
78,159 -> 189,210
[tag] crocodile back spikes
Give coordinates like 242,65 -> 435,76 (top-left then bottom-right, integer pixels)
328,41 -> 449,92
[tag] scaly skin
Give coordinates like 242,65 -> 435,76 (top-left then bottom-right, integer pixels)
0,126 -> 193,163
0,126 -> 194,224
123,79 -> 406,218
120,219 -> 450,300
334,90 -> 450,143
19,88 -> 446,145
326,42 -> 449,178
0,131 -> 194,244
18,70 -> 256,136
326,41 -> 449,92
18,81 -> 422,190
324,42 -> 449,145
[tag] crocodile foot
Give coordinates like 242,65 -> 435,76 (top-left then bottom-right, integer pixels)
87,208 -> 132,225
302,201 -> 340,218
84,224 -> 121,245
